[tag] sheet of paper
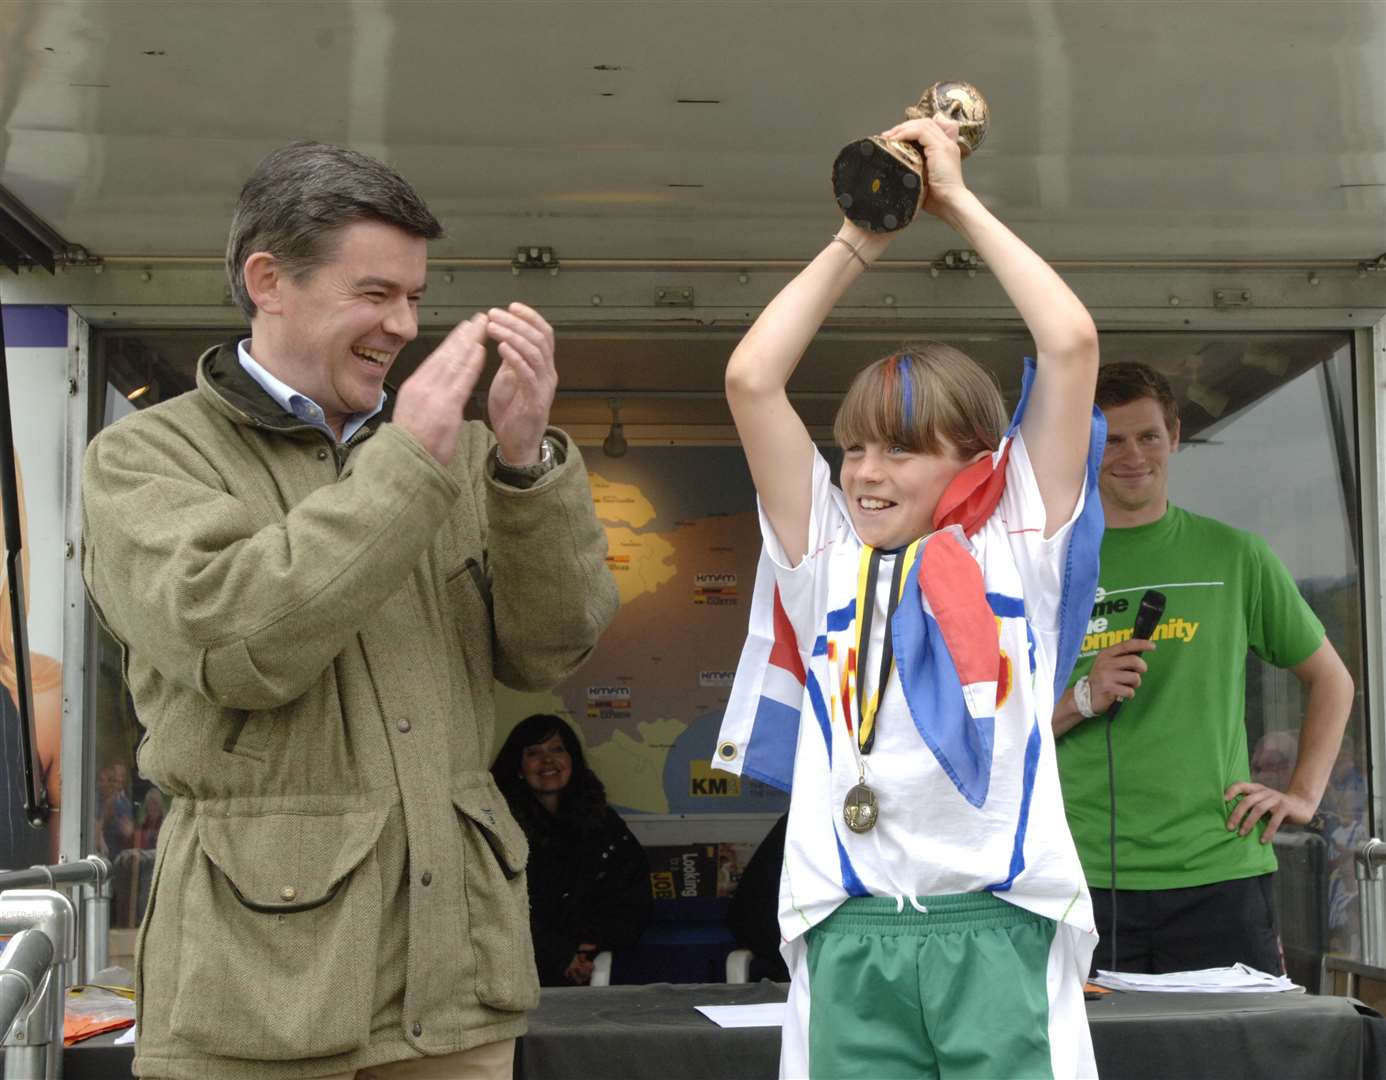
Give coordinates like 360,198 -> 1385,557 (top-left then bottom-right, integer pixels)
114,1024 -> 138,1045
695,1002 -> 787,1028
1093,963 -> 1302,994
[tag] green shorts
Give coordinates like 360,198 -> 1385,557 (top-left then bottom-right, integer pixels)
803,893 -> 1071,1080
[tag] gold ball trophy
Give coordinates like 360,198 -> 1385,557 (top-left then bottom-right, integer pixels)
831,81 -> 990,232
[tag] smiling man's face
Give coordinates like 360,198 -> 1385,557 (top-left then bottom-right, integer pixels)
1099,396 -> 1180,527
271,219 -> 427,434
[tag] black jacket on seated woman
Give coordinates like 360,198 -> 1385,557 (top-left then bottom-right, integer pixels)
492,714 -> 653,986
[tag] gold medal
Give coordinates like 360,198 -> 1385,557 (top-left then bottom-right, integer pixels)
843,782 -> 879,833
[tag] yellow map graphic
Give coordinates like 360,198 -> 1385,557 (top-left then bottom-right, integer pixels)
587,718 -> 687,813
604,527 -> 677,606
591,474 -> 676,606
590,473 -> 656,528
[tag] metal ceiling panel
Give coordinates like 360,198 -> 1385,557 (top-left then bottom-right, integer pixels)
0,0 -> 1382,262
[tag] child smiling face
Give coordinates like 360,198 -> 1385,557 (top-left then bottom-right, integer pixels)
840,438 -> 975,550
834,347 -> 1003,549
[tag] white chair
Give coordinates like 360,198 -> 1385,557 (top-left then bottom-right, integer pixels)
725,947 -> 753,984
589,950 -> 614,986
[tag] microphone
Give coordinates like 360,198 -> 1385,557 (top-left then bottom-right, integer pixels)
1105,589 -> 1166,720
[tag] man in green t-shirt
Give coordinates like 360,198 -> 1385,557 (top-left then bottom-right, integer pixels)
1053,362 -> 1353,975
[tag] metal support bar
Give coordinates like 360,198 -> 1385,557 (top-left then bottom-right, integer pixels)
59,310 -> 92,868
79,871 -> 111,985
1321,953 -> 1386,999
1356,838 -> 1386,967
1321,359 -> 1360,567
0,889 -> 76,1080
0,929 -> 54,1038
86,253 -> 1381,272
0,186 -> 67,274
0,855 -> 109,893
1365,318 -> 1386,841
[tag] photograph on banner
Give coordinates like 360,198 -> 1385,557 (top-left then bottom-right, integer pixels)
0,305 -> 68,870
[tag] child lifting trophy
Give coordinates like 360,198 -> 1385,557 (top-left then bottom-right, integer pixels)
832,80 -> 990,232
717,74 -> 1105,1080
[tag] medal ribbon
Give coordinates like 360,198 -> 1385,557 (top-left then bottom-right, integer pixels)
853,540 -> 920,754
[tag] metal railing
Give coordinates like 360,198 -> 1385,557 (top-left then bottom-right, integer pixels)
0,857 -> 111,986
1355,837 -> 1386,969
0,930 -> 54,1035
0,857 -> 114,1079
0,889 -> 75,1080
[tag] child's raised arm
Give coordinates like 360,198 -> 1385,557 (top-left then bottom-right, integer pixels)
725,224 -> 890,565
882,117 -> 1100,537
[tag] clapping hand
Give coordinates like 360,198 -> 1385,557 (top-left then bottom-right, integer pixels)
485,303 -> 558,466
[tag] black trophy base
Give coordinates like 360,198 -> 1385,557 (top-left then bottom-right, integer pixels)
831,138 -> 921,233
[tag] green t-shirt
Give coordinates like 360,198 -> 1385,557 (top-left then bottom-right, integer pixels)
1056,505 -> 1325,890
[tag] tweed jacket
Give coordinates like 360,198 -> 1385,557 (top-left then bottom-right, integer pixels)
81,342 -> 618,1080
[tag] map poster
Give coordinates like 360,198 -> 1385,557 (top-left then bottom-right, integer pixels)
496,446 -> 792,818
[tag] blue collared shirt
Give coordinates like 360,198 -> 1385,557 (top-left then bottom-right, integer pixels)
237,340 -> 386,444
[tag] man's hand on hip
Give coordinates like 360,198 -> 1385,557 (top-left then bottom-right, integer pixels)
1224,782 -> 1316,843
484,303 -> 558,465
395,313 -> 489,466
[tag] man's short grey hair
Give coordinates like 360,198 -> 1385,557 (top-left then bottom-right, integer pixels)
226,142 -> 443,320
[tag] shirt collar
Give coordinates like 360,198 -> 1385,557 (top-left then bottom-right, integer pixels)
236,339 -> 386,443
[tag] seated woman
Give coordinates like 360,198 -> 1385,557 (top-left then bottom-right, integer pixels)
492,714 -> 652,986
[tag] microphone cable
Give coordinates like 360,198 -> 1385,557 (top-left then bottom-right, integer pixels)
1103,589 -> 1166,976
1106,705 -> 1118,974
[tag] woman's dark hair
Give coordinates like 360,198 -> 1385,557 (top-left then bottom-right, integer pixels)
491,714 -> 608,829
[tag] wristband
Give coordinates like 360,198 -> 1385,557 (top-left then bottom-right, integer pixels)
1073,675 -> 1098,719
830,234 -> 871,269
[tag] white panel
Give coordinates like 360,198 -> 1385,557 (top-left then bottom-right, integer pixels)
6,346 -> 68,660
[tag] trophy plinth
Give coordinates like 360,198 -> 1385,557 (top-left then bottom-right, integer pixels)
832,81 -> 990,233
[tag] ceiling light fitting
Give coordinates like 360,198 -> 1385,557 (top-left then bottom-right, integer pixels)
603,398 -> 628,458
126,356 -> 156,403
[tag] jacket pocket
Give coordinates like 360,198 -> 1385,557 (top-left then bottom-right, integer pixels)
169,804 -> 390,1060
452,778 -> 539,1012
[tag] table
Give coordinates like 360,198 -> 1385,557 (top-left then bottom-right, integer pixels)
517,982 -> 1386,1080
25,983 -> 1385,1079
